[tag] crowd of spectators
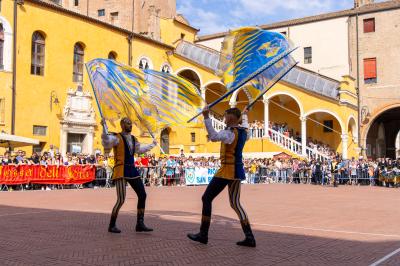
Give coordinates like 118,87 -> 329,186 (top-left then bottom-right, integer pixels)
2,145 -> 399,190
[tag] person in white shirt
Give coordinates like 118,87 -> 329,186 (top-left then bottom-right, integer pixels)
101,117 -> 157,234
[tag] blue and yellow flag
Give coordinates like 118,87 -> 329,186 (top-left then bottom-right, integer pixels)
86,59 -> 203,135
217,27 -> 295,91
143,69 -> 204,130
243,55 -> 298,107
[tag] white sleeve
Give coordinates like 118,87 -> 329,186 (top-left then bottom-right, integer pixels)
240,114 -> 250,140
135,139 -> 156,154
205,118 -> 235,144
101,133 -> 119,149
241,114 -> 249,129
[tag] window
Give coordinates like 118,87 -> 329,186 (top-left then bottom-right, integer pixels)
280,31 -> 287,36
323,120 -> 333,133
304,47 -> 312,64
0,24 -> 4,70
363,18 -> 375,33
110,12 -> 119,23
108,51 -> 117,60
0,98 -> 5,124
364,58 -> 377,84
31,31 -> 45,76
73,43 -> 84,82
98,9 -> 105,17
74,0 -> 79,6
191,132 -> 196,142
138,58 -> 150,69
180,33 -> 185,39
161,64 -> 171,73
33,125 -> 47,136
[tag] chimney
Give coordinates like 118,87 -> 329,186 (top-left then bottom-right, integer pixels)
354,0 -> 374,8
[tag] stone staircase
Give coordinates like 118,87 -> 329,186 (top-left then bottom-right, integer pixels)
210,116 -> 330,161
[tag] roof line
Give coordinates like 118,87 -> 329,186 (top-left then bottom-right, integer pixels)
173,18 -> 200,32
196,0 -> 400,41
27,0 -> 174,49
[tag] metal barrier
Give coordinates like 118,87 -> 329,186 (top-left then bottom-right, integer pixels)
2,165 -> 398,191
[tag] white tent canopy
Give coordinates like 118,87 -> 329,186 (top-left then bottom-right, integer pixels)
0,133 -> 40,149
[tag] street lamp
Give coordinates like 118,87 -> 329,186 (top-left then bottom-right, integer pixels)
50,90 -> 59,111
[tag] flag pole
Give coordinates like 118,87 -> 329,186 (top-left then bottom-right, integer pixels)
187,48 -> 297,123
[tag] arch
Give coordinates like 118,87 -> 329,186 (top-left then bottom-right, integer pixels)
265,91 -> 304,117
304,109 -> 345,134
363,104 -> 400,159
0,16 -> 12,71
108,51 -> 118,60
137,55 -> 153,70
175,67 -> 203,88
73,42 -> 85,82
31,31 -> 46,76
203,80 -> 225,88
347,115 -> 358,141
204,82 -> 227,102
160,62 -> 172,73
0,16 -> 12,34
204,82 -> 229,116
362,103 -> 400,143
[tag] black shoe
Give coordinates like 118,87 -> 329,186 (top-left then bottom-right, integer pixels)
236,236 -> 256,247
187,232 -> 208,244
136,222 -> 153,232
108,226 -> 121,233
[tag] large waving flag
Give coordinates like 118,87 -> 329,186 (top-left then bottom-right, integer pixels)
143,69 -> 204,130
86,59 -> 203,135
217,27 -> 295,91
188,27 -> 296,122
242,55 -> 298,108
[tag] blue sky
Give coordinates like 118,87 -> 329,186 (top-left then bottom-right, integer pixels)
176,0 -> 384,36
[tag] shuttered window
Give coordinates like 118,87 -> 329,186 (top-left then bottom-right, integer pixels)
363,18 -> 375,33
364,58 -> 377,84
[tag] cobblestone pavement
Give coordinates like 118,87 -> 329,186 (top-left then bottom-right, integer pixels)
1,184 -> 400,265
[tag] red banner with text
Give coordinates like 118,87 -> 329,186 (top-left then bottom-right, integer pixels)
0,165 -> 95,185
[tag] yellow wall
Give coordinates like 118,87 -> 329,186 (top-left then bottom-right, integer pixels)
14,1 -> 130,152
0,0 -> 14,134
0,0 -> 359,159
160,18 -> 197,45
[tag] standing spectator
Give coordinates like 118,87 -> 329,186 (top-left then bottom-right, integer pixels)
48,145 -> 55,159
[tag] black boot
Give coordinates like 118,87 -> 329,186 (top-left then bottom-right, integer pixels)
237,220 -> 256,247
135,209 -> 153,232
108,216 -> 121,233
187,216 -> 210,244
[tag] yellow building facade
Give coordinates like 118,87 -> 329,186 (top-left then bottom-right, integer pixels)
0,0 -> 359,160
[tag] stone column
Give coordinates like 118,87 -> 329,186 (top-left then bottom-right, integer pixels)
87,132 -> 94,155
263,99 -> 269,137
200,87 -> 206,107
341,134 -> 349,160
300,116 -> 307,156
60,127 -> 68,156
